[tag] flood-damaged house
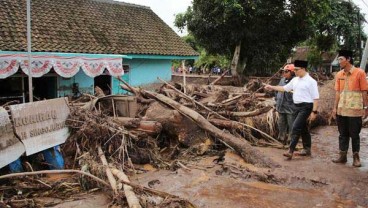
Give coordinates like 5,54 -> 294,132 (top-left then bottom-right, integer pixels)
0,0 -> 198,104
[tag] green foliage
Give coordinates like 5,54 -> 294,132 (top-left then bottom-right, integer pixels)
175,0 -> 365,75
172,34 -> 231,71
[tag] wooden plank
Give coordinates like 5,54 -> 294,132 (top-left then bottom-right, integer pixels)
9,98 -> 70,156
0,107 -> 25,168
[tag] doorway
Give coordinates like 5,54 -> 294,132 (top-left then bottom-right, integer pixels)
94,75 -> 112,95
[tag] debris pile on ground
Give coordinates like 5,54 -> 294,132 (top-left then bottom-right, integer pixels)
0,75 -> 337,207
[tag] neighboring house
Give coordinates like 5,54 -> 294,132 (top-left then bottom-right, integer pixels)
0,0 -> 198,104
288,46 -> 338,74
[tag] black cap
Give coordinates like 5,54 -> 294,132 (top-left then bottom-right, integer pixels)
294,60 -> 308,68
338,50 -> 353,58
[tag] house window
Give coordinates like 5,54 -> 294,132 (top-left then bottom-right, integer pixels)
123,65 -> 130,74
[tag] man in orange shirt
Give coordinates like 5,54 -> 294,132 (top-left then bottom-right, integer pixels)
332,50 -> 368,167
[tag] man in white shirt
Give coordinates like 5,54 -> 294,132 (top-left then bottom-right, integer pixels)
265,60 -> 319,160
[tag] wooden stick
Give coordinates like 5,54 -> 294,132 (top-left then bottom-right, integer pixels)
210,69 -> 230,85
0,170 -> 109,187
116,76 -> 138,95
97,145 -> 118,195
218,106 -> 272,117
157,77 -> 227,120
221,94 -> 242,104
111,169 -> 142,208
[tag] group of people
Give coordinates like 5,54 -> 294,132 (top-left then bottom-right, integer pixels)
265,50 -> 367,167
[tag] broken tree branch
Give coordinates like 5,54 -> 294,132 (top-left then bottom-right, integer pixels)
117,76 -> 138,95
0,170 -> 109,187
97,145 -> 118,195
111,169 -> 197,208
218,106 -> 272,117
210,69 -> 230,85
111,169 -> 142,208
157,77 -> 227,120
122,78 -> 277,146
141,90 -> 278,168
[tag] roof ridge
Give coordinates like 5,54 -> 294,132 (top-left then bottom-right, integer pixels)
91,0 -> 151,9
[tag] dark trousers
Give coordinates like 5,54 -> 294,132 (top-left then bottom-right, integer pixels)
289,103 -> 313,152
336,115 -> 362,153
277,113 -> 296,143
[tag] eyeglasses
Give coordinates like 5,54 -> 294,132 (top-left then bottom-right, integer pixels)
282,70 -> 291,73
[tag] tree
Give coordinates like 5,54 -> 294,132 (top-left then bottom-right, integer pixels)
172,35 -> 231,72
305,0 -> 365,67
175,0 -> 365,75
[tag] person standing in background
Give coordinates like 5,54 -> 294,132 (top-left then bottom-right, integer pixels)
331,50 -> 368,167
275,64 -> 296,144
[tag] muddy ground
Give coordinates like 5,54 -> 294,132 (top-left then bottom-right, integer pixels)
130,126 -> 368,208
52,125 -> 368,208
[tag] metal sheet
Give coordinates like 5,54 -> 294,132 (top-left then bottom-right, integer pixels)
0,107 -> 25,168
9,97 -> 70,155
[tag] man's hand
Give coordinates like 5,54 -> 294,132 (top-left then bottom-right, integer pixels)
331,108 -> 337,120
364,108 -> 368,119
264,84 -> 273,91
308,112 -> 317,123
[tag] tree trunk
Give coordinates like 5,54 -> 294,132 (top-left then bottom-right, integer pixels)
142,90 -> 278,168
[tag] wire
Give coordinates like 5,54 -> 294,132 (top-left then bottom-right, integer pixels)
361,0 -> 368,10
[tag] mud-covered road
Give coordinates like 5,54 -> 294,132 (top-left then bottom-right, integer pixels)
131,126 -> 368,208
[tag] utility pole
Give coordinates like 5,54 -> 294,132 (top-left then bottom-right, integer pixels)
358,10 -> 362,63
27,0 -> 33,102
360,41 -> 368,71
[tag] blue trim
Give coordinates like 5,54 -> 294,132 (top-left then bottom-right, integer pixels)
127,54 -> 198,60
0,51 -> 131,59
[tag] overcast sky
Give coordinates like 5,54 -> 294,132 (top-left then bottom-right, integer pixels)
116,0 -> 192,36
118,0 -> 368,36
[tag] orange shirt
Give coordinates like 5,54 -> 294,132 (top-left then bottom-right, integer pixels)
334,67 -> 368,117
335,67 -> 368,92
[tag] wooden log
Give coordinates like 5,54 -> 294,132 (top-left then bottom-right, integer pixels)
97,146 -> 118,195
208,118 -> 244,129
111,169 -> 142,208
157,77 -> 227,120
114,117 -> 141,128
117,77 -> 139,95
124,79 -> 275,143
111,169 -> 197,208
192,91 -> 210,98
141,90 -> 278,168
137,97 -> 155,104
218,106 -> 272,117
113,117 -> 162,135
210,69 -> 230,85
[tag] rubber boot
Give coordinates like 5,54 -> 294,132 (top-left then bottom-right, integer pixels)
283,150 -> 293,160
353,152 -> 361,167
332,151 -> 347,163
299,148 -> 311,156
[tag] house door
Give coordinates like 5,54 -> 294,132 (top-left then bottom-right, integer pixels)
32,76 -> 57,100
94,75 -> 112,95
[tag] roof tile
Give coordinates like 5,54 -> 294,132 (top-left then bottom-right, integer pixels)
0,0 -> 198,56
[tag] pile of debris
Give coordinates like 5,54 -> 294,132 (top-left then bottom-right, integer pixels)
0,75 -> 336,207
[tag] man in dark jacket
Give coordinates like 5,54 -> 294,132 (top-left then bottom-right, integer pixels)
276,64 -> 296,144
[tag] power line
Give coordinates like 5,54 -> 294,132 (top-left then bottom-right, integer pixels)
361,0 -> 368,10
